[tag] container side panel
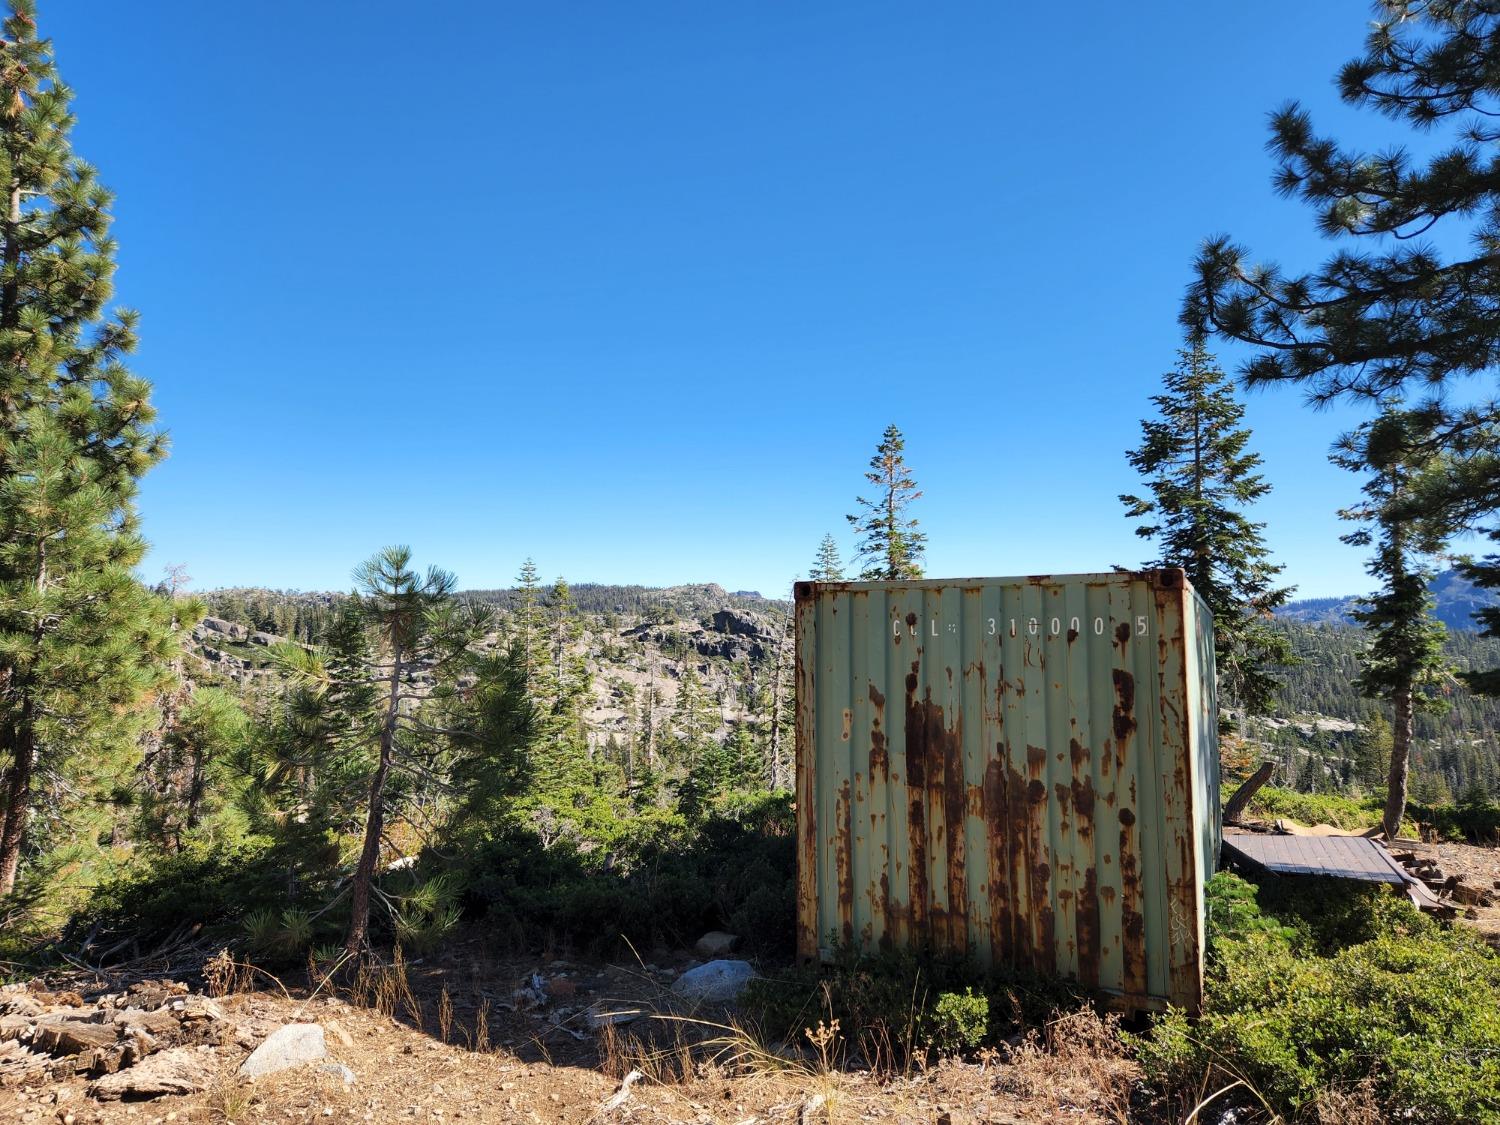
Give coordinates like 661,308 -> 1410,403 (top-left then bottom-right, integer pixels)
1109,581 -> 1148,999
1130,579 -> 1169,1002
863,588 -> 894,952
795,593 -> 819,960
1020,582 -> 1054,974
796,571 -> 1206,1010
1065,581 -> 1100,988
1044,584 -> 1077,981
849,591 -> 873,950
1153,580 -> 1201,1010
960,587 -> 991,961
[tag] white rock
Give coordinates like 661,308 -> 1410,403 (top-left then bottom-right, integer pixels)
671,960 -> 757,1003
586,1005 -> 641,1029
694,931 -> 740,958
239,1023 -> 327,1078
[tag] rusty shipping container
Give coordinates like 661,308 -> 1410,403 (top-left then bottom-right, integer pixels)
794,570 -> 1219,1013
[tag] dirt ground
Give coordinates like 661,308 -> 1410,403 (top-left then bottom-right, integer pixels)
1400,836 -> 1500,945
0,941 -> 1144,1125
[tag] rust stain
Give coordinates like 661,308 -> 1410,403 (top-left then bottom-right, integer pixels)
942,708 -> 968,952
966,782 -> 984,818
903,673 -> 930,945
984,753 -> 1013,963
1112,670 -> 1137,743
836,779 -> 854,944
1023,743 -> 1052,974
870,729 -> 888,780
1077,866 -> 1100,987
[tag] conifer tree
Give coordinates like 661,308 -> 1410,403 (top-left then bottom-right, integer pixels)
514,558 -> 545,692
1121,335 -> 1294,716
342,547 -> 462,955
0,3 -> 173,896
1332,411 -> 1450,841
1181,1 -> 1500,688
847,424 -> 925,580
810,534 -> 844,582
547,576 -> 589,731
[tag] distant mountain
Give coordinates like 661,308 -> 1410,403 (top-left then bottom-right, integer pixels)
1277,568 -> 1497,632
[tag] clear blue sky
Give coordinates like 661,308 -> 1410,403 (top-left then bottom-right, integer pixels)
49,1 -> 1417,598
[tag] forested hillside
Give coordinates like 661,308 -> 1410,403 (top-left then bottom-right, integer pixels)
1258,621 -> 1500,801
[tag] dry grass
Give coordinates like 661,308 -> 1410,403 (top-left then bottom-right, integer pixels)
990,1006 -> 1140,1123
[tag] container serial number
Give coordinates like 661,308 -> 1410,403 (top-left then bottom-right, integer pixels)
892,616 -> 1149,639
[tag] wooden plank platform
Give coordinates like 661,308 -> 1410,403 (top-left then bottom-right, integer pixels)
1222,829 -> 1410,885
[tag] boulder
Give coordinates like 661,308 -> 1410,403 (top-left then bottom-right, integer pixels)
710,609 -> 769,639
32,1019 -> 119,1056
238,1023 -> 326,1078
89,1047 -> 215,1100
694,931 -> 740,958
199,617 -> 248,641
671,960 -> 757,1003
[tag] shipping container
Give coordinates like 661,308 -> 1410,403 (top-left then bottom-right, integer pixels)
793,569 -> 1219,1013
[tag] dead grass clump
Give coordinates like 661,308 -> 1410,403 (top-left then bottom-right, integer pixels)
1312,1078 -> 1384,1125
350,945 -> 423,1027
993,1006 -> 1138,1123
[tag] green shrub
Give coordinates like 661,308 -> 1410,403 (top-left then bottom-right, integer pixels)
1140,871 -> 1500,1123
742,942 -> 1079,1064
924,988 -> 989,1053
74,837 -> 291,946
454,791 -> 796,959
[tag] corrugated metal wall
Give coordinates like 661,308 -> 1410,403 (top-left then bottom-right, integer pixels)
794,570 -> 1218,1013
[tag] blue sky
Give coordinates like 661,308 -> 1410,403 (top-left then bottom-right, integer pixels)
47,2 -> 1440,597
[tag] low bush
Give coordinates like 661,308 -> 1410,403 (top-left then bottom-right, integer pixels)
455,790 -> 796,959
1137,871 -> 1500,1123
1243,784 -> 1500,844
741,942 -> 1081,1066
1242,787 -> 1389,832
72,836 -> 296,947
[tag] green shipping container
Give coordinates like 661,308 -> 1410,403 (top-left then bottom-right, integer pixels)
793,569 -> 1219,1013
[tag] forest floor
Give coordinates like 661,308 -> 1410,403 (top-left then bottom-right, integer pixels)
0,937 -> 1144,1125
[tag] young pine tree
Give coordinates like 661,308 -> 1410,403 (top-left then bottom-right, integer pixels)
810,534 -> 844,582
1121,335 -> 1293,716
0,3 -> 174,897
847,424 -> 926,580
1333,411 -> 1450,841
514,558 -> 545,692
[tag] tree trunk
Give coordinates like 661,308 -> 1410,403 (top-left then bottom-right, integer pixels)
1383,682 -> 1414,842
0,703 -> 34,897
346,641 -> 402,956
0,544 -> 46,898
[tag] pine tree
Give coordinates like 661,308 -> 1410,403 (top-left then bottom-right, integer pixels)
1181,2 -> 1500,690
547,576 -> 589,732
1121,334 -> 1294,716
0,3 -> 173,897
847,424 -> 925,580
1332,411 -> 1451,841
514,558 -> 545,692
810,534 -> 844,582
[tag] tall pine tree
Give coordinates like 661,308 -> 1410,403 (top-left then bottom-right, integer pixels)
1332,411 -> 1450,841
1121,335 -> 1293,716
1181,1 -> 1500,688
847,424 -> 925,580
0,2 -> 173,896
